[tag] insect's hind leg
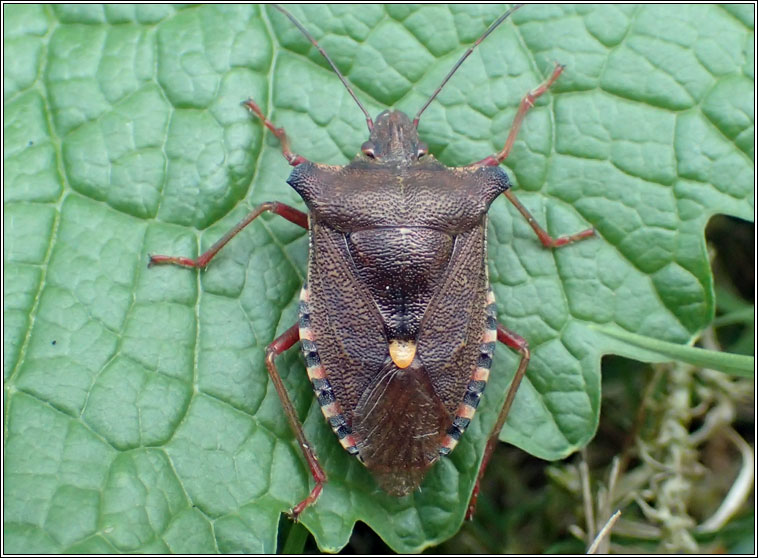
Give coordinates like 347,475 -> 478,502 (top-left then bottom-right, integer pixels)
148,201 -> 307,269
265,323 -> 328,521
466,322 -> 530,521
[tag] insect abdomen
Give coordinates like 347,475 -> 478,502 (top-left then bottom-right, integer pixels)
439,288 -> 497,456
298,284 -> 360,456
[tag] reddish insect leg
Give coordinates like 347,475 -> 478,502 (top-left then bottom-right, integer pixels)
265,323 -> 328,521
473,63 -> 565,168
466,64 -> 594,248
466,323 -> 530,521
243,99 -> 307,167
148,201 -> 307,269
504,190 -> 595,248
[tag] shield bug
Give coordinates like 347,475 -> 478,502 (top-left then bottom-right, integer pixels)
149,4 -> 595,520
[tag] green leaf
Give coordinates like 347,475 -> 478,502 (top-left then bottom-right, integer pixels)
593,326 -> 754,377
4,4 -> 753,553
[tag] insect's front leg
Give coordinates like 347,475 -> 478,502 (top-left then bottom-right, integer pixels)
148,201 -> 307,269
466,322 -> 530,521
266,323 -> 328,521
243,99 -> 307,167
473,63 -> 565,168
468,64 -> 595,248
150,96 -> 310,268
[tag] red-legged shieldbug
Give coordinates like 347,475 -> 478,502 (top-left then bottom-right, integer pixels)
149,4 -> 595,520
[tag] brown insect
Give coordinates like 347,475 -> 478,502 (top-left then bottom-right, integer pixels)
149,4 -> 595,520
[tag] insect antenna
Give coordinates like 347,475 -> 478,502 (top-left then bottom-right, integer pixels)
273,5 -> 375,131
412,4 -> 524,128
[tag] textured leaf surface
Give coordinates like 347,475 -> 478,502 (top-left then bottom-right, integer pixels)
4,4 -> 753,553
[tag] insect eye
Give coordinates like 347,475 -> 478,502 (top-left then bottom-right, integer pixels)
416,142 -> 428,159
361,141 -> 376,158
